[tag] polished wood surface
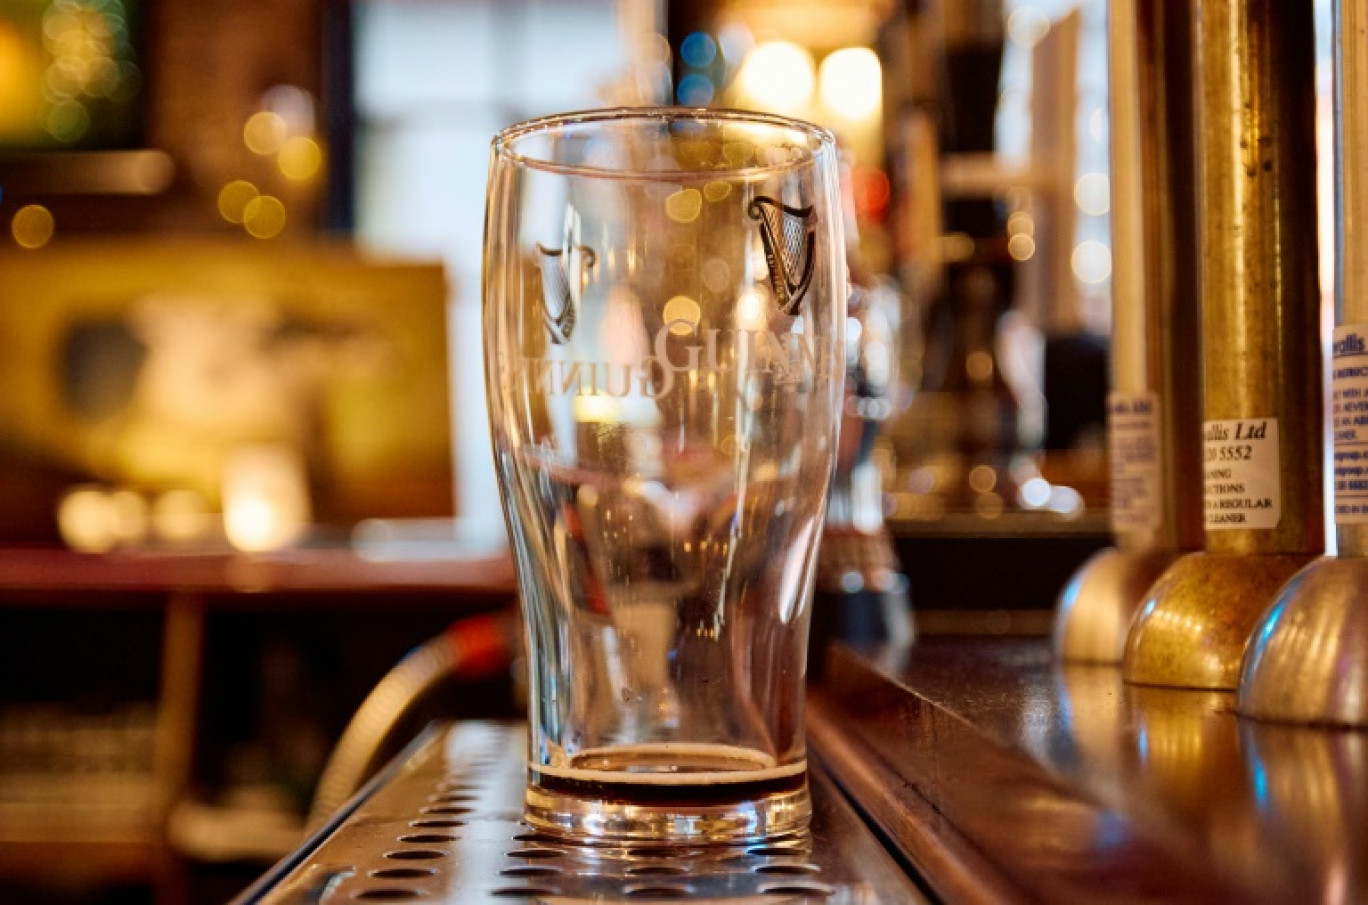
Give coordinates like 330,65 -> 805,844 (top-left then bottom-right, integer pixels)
811,638 -> 1366,904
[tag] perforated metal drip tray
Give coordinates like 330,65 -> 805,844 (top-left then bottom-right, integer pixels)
237,721 -> 927,904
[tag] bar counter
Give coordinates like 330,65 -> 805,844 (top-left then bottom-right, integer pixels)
240,636 -> 1368,903
812,638 -> 1367,903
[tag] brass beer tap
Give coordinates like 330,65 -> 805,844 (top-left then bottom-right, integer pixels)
1054,0 -> 1204,663
1236,0 -> 1368,726
1123,0 -> 1324,690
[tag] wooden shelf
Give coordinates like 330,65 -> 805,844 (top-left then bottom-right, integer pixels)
0,545 -> 517,602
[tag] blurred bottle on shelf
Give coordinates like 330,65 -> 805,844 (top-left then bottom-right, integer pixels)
879,2 -> 1087,522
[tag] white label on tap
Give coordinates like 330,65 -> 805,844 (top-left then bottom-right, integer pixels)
1203,418 -> 1281,530
1331,324 -> 1368,523
1107,392 -> 1162,531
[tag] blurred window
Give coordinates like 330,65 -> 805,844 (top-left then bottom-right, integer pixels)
351,0 -> 627,532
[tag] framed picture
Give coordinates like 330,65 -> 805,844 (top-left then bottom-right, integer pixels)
0,239 -> 453,543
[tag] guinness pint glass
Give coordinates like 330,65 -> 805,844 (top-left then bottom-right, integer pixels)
483,108 -> 846,842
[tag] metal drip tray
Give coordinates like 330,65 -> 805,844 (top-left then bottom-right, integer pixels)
237,721 -> 927,904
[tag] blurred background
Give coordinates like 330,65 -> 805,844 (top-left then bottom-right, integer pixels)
0,0 -> 1335,902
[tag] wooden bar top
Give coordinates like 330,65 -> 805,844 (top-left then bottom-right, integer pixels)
810,637 -> 1367,904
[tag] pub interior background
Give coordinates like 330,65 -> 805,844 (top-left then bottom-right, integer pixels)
0,0 -> 1339,902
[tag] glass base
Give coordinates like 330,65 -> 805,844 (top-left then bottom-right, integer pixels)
523,743 -> 812,844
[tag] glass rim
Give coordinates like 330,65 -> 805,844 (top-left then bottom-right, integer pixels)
491,106 -> 838,181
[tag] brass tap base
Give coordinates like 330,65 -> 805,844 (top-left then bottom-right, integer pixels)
1053,548 -> 1174,664
1237,556 -> 1368,727
1123,551 -> 1315,690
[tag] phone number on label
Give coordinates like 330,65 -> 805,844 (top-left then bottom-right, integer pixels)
1206,444 -> 1253,462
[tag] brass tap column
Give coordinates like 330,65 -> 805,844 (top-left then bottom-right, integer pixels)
1236,0 -> 1368,725
1054,0 -> 1204,662
1124,0 -> 1323,689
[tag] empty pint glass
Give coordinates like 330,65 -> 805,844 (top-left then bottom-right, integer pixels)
483,108 -> 846,843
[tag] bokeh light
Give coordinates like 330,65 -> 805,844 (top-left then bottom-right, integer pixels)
852,166 -> 891,218
975,491 -> 1005,519
37,0 -> 139,143
278,136 -> 323,180
243,195 -> 287,239
1008,233 -> 1036,262
968,465 -> 997,493
46,99 -> 90,142
222,446 -> 310,552
56,485 -> 151,552
737,41 -> 814,112
717,21 -> 755,78
665,188 -> 702,223
736,288 -> 768,331
244,111 -> 288,154
1074,172 -> 1111,215
680,32 -> 718,69
663,295 -> 701,334
259,84 -> 315,135
1019,476 -> 1052,508
819,47 -> 882,120
1007,211 -> 1034,236
573,395 -> 620,424
217,180 -> 259,223
676,72 -> 715,106
58,488 -> 117,553
1072,240 -> 1113,284
12,204 -> 55,248
702,258 -> 731,293
966,350 -> 994,383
